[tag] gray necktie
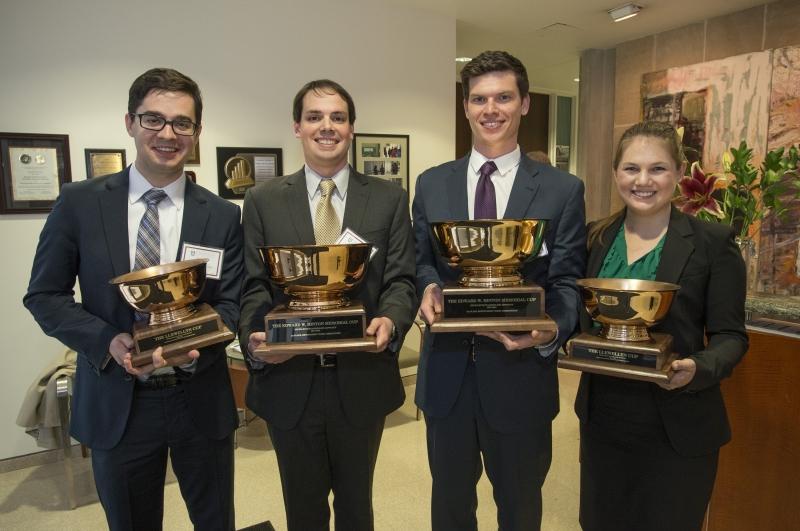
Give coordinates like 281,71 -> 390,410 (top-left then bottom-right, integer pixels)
134,189 -> 167,270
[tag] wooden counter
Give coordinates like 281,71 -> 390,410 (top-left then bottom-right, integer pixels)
706,328 -> 800,530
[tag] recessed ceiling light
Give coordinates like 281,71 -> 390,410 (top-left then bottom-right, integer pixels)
608,3 -> 642,22
455,57 -> 472,63
573,77 -> 580,83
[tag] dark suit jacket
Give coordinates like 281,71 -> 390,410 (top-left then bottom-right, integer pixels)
238,168 -> 417,430
413,155 -> 587,433
24,169 -> 243,450
574,207 -> 749,456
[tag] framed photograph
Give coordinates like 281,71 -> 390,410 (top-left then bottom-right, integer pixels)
84,148 -> 126,179
186,140 -> 200,165
216,147 -> 282,199
0,132 -> 72,214
352,133 -> 409,191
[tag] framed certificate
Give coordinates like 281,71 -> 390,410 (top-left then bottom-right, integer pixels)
216,147 -> 283,200
84,148 -> 126,179
352,133 -> 410,192
0,133 -> 72,214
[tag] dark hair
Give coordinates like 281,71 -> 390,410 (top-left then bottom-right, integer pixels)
128,68 -> 203,124
588,121 -> 686,247
460,50 -> 529,100
292,79 -> 356,124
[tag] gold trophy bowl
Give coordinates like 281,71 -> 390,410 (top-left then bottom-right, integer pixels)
110,259 -> 207,325
560,278 -> 681,383
427,219 -> 555,334
109,259 -> 234,367
578,278 -> 680,341
255,243 -> 376,357
260,243 -> 371,311
431,219 -> 547,287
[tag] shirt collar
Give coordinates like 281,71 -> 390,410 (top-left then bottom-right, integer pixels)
469,145 -> 521,177
304,164 -> 350,199
128,163 -> 186,210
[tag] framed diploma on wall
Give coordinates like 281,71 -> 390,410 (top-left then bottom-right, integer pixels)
84,148 -> 126,179
0,133 -> 72,214
352,133 -> 409,192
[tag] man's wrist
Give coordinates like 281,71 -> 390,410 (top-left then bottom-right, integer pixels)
538,328 -> 559,350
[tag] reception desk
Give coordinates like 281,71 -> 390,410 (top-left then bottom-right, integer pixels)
706,323 -> 800,530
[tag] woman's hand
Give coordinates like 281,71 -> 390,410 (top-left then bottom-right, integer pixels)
658,357 -> 697,390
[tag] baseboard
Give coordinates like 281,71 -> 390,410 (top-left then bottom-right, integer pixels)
0,443 -> 85,474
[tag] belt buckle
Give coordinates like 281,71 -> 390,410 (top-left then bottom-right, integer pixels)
317,353 -> 336,368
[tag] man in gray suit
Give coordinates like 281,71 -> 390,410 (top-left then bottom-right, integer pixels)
413,51 -> 587,530
239,79 -> 417,531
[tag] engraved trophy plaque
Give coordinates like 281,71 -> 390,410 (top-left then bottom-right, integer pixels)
560,278 -> 680,383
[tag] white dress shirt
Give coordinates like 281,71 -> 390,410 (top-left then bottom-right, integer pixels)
305,164 -> 349,225
127,164 -> 185,269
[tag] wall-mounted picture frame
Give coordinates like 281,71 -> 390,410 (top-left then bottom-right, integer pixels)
352,133 -> 409,192
0,132 -> 72,214
216,147 -> 282,200
186,140 -> 200,165
84,148 -> 126,179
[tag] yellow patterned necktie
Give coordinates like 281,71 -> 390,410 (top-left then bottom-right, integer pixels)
314,179 -> 341,244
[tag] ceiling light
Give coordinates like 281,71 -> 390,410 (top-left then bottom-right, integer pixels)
608,3 -> 641,22
455,57 -> 472,63
573,77 -> 580,83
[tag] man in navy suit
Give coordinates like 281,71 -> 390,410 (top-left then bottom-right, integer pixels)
413,51 -> 587,530
24,68 -> 242,530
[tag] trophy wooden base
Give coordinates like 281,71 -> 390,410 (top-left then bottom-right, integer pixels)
560,331 -> 676,383
254,302 -> 377,358
132,303 -> 234,367
430,282 -> 554,333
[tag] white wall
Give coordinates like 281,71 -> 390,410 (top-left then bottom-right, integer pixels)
0,0 -> 454,460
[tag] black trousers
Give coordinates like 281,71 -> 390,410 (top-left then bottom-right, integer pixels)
91,383 -> 235,531
580,422 -> 719,531
425,360 -> 553,531
267,364 -> 385,531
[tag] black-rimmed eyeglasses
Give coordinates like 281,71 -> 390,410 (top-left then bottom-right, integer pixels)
129,113 -> 198,136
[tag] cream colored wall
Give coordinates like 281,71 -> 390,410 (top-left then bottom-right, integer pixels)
0,0 -> 454,460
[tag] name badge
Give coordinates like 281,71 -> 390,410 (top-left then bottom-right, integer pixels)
181,243 -> 224,279
336,227 -> 378,260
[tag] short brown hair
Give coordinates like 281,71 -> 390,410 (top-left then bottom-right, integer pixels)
292,79 -> 356,124
460,51 -> 529,100
128,68 -> 203,124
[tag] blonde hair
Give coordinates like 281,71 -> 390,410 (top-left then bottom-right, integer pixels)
588,121 -> 686,248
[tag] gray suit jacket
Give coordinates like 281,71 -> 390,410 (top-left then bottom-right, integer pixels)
239,168 -> 417,429
413,155 -> 587,433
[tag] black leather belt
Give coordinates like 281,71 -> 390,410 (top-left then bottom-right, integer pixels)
135,373 -> 182,389
315,354 -> 337,368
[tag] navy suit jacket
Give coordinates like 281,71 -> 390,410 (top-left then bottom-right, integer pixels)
574,208 -> 749,456
238,168 -> 417,430
24,169 -> 243,449
413,155 -> 587,433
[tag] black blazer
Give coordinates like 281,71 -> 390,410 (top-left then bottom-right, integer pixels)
413,155 -> 587,433
24,169 -> 243,449
238,168 -> 417,430
574,207 -> 749,456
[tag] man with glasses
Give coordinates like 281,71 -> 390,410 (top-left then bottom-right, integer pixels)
24,68 -> 242,530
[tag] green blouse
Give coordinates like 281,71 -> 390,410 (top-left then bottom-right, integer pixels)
598,224 -> 665,281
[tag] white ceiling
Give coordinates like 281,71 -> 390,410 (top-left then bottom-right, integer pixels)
394,0 -> 774,94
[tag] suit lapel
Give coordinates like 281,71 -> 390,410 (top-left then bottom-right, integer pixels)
99,170 -> 133,276
587,214 -> 624,277
285,169 -> 315,243
503,157 -> 541,219
656,207 -> 694,283
178,179 -> 210,260
442,156 -> 468,220
342,169 -> 369,234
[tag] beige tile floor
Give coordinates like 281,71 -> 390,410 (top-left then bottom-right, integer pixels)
0,370 -> 582,531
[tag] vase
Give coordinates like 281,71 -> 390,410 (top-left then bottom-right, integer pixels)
735,236 -> 758,294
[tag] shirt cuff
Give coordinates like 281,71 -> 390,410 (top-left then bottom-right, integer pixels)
537,328 -> 560,357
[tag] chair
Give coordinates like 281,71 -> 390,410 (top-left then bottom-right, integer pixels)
55,375 -> 94,509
